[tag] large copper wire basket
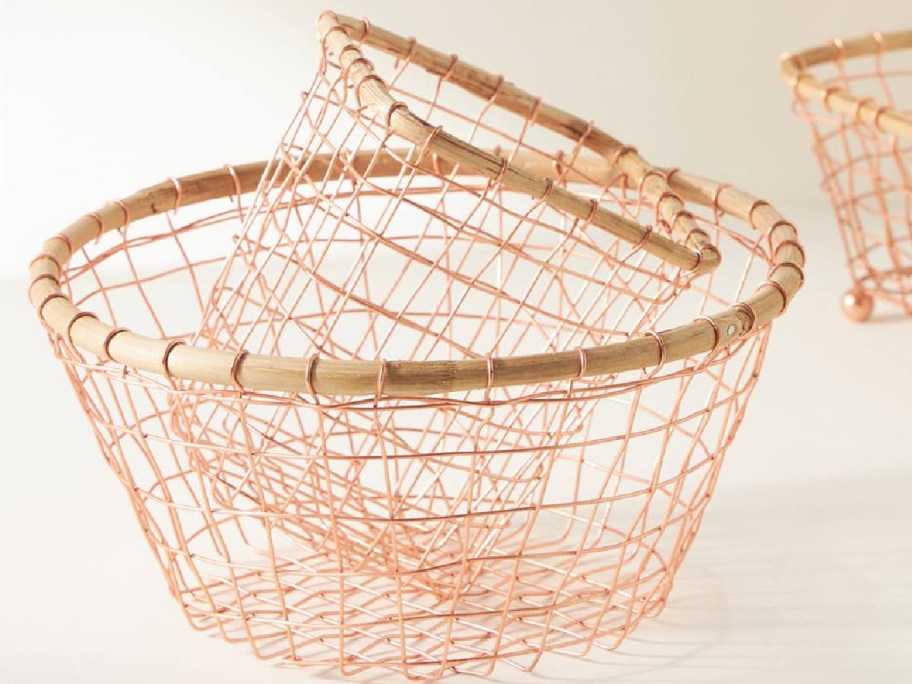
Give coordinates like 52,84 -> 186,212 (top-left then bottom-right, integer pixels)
781,30 -> 912,321
29,12 -> 804,680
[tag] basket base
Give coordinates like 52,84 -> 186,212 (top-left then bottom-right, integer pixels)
165,509 -> 700,679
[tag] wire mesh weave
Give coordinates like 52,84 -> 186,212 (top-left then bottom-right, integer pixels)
190,16 -> 714,596
783,31 -> 912,319
43,168 -> 774,678
29,12 -> 802,680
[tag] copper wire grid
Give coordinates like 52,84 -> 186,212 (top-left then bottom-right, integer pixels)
190,12 -> 727,598
28,12 -> 803,680
781,30 -> 912,321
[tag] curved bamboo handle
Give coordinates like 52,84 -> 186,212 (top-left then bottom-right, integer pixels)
318,11 -> 720,275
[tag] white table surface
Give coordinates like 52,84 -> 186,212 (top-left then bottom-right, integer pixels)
2,202 -> 910,683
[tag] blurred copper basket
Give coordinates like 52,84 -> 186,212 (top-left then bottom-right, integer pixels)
29,12 -> 803,680
781,30 -> 912,321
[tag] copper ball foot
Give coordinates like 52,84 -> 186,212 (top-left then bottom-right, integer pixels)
841,288 -> 874,322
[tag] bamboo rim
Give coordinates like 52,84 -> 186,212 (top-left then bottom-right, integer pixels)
780,29 -> 912,139
28,152 -> 804,397
318,12 -> 720,275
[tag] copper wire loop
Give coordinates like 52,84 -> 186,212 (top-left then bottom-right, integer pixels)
490,74 -> 505,101
27,13 -> 802,675
320,24 -> 350,55
711,182 -> 731,220
229,350 -> 249,390
101,327 -> 129,361
355,74 -> 387,108
696,315 -> 721,350
779,51 -> 806,71
36,292 -> 66,319
28,274 -> 59,293
832,37 -> 846,61
552,149 -> 566,178
401,36 -> 418,64
762,280 -> 790,314
575,120 -> 595,144
871,31 -> 885,52
772,239 -> 806,266
687,246 -> 705,274
86,211 -> 105,239
47,233 -> 73,257
731,302 -> 758,333
442,53 -> 459,81
853,97 -> 875,122
336,43 -> 362,66
358,16 -> 372,39
586,198 -> 599,223
375,359 -> 387,401
223,164 -> 242,197
821,85 -> 841,111
539,177 -> 555,201
169,177 -> 183,212
493,154 -> 510,188
29,253 -> 62,273
683,226 -> 709,245
341,56 -> 375,84
304,353 -> 320,398
873,105 -> 890,128
575,346 -> 588,380
747,200 -> 770,228
639,172 -> 670,205
765,219 -> 798,250
111,199 -> 130,227
385,100 -> 409,131
419,125 -> 445,166
640,331 -> 667,374
608,145 -> 637,168
484,354 -> 495,402
770,261 -> 806,288
671,209 -> 696,233
527,96 -> 543,128
161,339 -> 185,382
65,311 -> 97,349
631,224 -> 653,253
790,72 -> 812,97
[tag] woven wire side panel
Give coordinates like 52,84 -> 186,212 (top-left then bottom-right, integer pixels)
47,171 -> 772,677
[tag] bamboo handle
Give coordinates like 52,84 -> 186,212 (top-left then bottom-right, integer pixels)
318,11 -> 720,275
28,151 -> 803,397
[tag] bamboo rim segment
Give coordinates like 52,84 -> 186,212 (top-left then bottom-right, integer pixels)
780,29 -> 912,139
28,154 -> 803,397
318,12 -> 720,275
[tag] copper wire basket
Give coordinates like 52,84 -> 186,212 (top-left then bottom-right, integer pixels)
781,30 -> 912,321
29,12 -> 804,679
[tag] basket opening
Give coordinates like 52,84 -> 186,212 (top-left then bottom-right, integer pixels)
193,27 -> 706,366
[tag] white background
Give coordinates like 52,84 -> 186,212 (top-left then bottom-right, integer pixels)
1,1 -> 911,683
